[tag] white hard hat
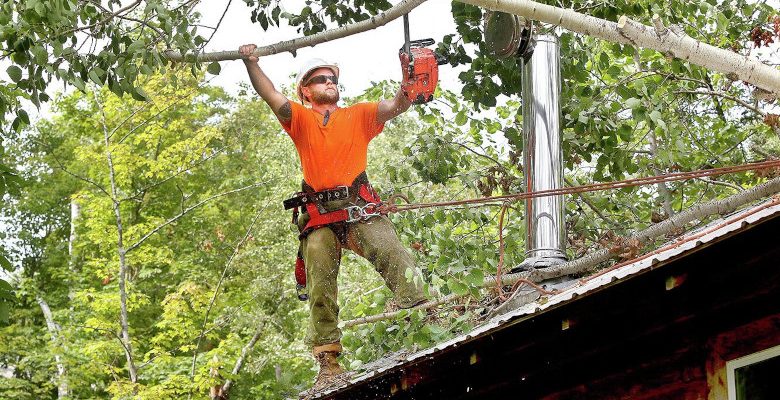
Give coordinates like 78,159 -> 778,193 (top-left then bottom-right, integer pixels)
296,58 -> 339,106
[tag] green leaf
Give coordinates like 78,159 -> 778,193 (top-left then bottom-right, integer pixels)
131,86 -> 150,101
6,65 -> 22,82
0,279 -> 11,294
618,124 -> 633,141
465,269 -> 484,286
88,69 -> 102,85
0,254 -> 11,271
447,278 -> 469,296
17,109 -> 29,125
625,98 -> 641,110
72,76 -> 86,92
207,62 -> 221,75
455,111 -> 467,126
648,110 -> 666,131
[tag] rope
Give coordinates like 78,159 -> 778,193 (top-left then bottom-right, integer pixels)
381,159 -> 780,305
380,159 -> 780,214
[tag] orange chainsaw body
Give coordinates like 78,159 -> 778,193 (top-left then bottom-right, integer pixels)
400,39 -> 444,104
400,47 -> 439,104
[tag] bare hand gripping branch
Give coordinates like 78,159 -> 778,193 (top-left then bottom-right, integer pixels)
163,0 -> 429,62
457,0 -> 780,96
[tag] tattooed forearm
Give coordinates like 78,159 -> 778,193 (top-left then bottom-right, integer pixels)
277,101 -> 292,122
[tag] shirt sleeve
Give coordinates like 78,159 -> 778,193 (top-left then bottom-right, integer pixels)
360,102 -> 385,141
279,101 -> 306,141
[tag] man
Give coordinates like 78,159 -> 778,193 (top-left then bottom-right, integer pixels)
239,44 -> 428,390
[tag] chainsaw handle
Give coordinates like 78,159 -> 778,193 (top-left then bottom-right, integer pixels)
410,38 -> 435,47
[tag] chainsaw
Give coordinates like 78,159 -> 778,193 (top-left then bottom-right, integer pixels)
399,14 -> 447,104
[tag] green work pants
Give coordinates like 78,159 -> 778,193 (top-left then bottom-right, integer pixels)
297,202 -> 426,348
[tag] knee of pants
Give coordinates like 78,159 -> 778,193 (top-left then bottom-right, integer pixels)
304,229 -> 340,265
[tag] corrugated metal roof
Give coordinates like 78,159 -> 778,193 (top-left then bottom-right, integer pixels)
320,199 -> 780,395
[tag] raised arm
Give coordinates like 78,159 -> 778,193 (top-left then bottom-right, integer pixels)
239,44 -> 292,122
376,86 -> 413,124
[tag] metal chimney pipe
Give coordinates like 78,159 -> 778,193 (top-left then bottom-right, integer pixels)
517,33 -> 567,269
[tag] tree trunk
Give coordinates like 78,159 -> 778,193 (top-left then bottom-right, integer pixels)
69,199 -> 80,269
97,93 -> 138,383
37,296 -> 70,398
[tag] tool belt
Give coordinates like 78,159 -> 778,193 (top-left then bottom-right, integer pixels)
284,172 -> 386,300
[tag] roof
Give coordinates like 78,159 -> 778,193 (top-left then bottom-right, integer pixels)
313,198 -> 780,399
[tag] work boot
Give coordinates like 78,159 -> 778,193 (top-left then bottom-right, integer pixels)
301,343 -> 351,398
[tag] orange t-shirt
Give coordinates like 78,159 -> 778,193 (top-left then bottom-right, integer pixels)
281,101 -> 384,191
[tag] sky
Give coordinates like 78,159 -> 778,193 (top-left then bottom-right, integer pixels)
193,0 -> 463,99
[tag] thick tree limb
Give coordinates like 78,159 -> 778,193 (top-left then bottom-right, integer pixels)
343,176 -> 780,327
163,0 -> 428,62
163,0 -> 426,62
457,1 -> 780,96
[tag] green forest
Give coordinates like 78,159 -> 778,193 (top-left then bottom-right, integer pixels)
1,0 -> 779,399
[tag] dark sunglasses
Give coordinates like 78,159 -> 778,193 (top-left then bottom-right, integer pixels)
305,75 -> 338,86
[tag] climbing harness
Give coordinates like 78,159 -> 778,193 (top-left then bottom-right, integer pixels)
284,173 -> 385,300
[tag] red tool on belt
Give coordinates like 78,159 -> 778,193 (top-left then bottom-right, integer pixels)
399,13 -> 447,104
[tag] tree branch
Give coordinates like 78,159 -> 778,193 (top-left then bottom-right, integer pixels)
220,323 -> 265,397
163,0 -> 429,62
36,295 -> 70,399
456,1 -> 780,96
674,89 -> 767,117
125,181 -> 267,254
62,0 -> 143,36
189,200 -> 271,386
697,177 -> 744,192
565,177 -> 618,226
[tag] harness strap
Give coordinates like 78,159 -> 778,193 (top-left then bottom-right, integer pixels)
287,173 -> 384,301
302,202 -> 351,234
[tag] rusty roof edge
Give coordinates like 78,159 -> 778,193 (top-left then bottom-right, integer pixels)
326,200 -> 780,395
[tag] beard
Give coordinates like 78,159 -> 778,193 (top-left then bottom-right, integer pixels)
310,88 -> 339,104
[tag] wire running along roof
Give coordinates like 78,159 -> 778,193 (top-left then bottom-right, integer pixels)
325,198 -> 780,394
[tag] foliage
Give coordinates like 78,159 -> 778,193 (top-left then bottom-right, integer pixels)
0,0 -> 211,132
